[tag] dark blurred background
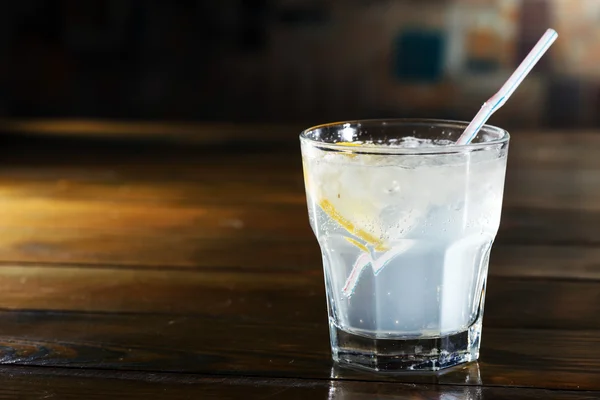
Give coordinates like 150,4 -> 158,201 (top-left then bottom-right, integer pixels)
0,0 -> 597,130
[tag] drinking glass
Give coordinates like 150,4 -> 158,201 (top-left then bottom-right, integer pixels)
300,119 -> 509,371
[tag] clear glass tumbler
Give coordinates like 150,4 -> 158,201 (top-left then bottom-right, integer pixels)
300,119 -> 509,371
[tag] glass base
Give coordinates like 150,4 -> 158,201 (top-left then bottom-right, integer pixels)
330,321 -> 482,372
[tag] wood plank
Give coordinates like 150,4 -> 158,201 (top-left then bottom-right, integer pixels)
0,311 -> 597,390
2,193 -> 600,267
0,132 -> 599,266
0,150 -> 597,267
0,366 -> 596,400
0,119 -> 305,144
490,245 -> 600,280
0,239 -> 319,270
501,133 -> 600,212
3,145 -> 600,212
2,143 -> 600,267
0,263 -> 597,329
2,240 -> 599,281
0,211 -> 312,266
0,192 -> 598,267
1,119 -> 599,157
0,199 -> 311,244
0,169 -> 306,206
484,277 -> 600,330
0,128 -> 597,393
0,152 -> 308,266
0,264 -> 323,320
498,208 -> 600,245
504,169 -> 600,211
4,161 -> 600,212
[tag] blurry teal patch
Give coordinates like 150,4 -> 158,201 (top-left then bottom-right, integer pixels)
393,29 -> 445,83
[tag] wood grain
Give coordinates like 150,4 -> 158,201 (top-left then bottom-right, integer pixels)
0,264 -> 324,319
490,245 -> 600,280
0,193 -> 596,266
0,128 -> 598,395
1,196 -> 599,266
0,118 -> 305,144
0,311 -> 597,390
0,262 -> 596,331
0,240 -> 598,277
0,366 -> 596,400
0,132 -> 599,268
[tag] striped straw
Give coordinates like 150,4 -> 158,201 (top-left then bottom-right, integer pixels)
456,29 -> 558,145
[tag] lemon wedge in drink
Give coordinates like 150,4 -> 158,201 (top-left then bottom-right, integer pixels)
319,198 -> 388,251
303,147 -> 395,252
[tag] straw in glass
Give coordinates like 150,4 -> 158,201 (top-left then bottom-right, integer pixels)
456,29 -> 558,145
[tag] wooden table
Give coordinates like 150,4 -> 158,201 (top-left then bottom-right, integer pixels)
0,124 -> 599,398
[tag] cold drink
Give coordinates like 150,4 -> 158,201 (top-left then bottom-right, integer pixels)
300,120 -> 509,371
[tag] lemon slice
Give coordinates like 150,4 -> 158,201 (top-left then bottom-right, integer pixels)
336,142 -> 362,146
319,198 -> 388,251
302,140 -> 423,253
343,237 -> 369,253
305,153 -> 392,252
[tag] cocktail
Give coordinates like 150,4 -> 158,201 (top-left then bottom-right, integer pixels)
300,119 -> 509,371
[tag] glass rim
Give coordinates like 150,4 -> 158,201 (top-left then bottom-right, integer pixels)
299,118 -> 510,155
